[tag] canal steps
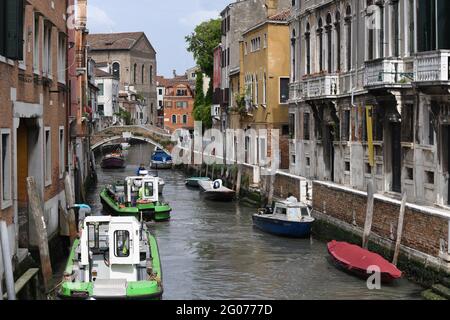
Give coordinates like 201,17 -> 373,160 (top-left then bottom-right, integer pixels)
422,277 -> 450,300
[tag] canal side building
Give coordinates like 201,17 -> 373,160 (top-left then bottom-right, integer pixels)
0,0 -> 69,273
87,32 -> 158,126
157,73 -> 196,133
287,0 -> 450,270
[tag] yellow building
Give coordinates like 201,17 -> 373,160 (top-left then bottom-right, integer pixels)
233,9 -> 291,168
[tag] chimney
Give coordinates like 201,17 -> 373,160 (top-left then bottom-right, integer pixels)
173,69 -> 177,77
265,0 -> 278,17
77,0 -> 87,28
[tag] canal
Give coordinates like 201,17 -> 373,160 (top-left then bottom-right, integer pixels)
87,142 -> 423,300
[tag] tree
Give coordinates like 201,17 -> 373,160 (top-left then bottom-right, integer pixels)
185,19 -> 221,78
194,71 -> 204,109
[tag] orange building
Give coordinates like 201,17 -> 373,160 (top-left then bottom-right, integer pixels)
157,74 -> 195,133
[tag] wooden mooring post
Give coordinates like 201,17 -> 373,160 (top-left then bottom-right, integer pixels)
64,173 -> 78,244
235,164 -> 242,198
26,177 -> 53,292
362,180 -> 375,249
0,220 -> 16,300
392,193 -> 407,266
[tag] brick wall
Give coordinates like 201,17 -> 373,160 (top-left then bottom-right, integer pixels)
313,182 -> 449,257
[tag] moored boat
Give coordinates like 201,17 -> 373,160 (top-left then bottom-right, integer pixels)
198,179 -> 235,201
150,149 -> 173,169
185,176 -> 211,188
100,175 -> 171,222
327,240 -> 402,283
58,215 -> 163,300
252,200 -> 314,238
101,153 -> 126,169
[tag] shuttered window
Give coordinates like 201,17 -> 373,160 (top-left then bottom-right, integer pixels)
1,0 -> 24,60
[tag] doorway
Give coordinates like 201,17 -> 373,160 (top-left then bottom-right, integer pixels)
391,122 -> 402,193
325,124 -> 335,182
17,118 -> 41,248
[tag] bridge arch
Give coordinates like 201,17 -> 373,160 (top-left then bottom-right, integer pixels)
91,134 -> 170,155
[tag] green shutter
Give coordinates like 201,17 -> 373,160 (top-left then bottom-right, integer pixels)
5,0 -> 24,60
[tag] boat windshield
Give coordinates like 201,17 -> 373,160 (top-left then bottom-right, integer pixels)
143,181 -> 154,197
301,207 -> 310,217
275,206 -> 287,215
87,222 -> 109,253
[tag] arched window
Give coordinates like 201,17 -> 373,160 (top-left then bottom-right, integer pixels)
182,114 -> 187,124
172,115 -> 177,124
326,13 -> 333,73
150,65 -> 153,84
345,6 -> 352,71
112,62 -> 120,79
141,65 -> 145,84
305,22 -> 311,74
317,18 -> 324,72
335,11 -> 341,72
133,63 -> 137,84
291,29 -> 296,81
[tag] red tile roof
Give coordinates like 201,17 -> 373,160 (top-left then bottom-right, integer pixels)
268,9 -> 291,21
87,32 -> 144,51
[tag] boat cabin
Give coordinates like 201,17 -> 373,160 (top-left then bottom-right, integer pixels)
125,176 -> 160,203
78,216 -> 148,284
271,201 -> 312,222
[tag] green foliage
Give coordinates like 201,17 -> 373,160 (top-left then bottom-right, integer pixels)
194,71 -> 204,109
193,104 -> 212,129
185,19 -> 221,77
114,109 -> 132,125
229,93 -> 247,115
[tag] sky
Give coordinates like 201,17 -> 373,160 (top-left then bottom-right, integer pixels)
87,0 -> 231,78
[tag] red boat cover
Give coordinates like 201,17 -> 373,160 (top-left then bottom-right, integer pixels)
327,240 -> 402,279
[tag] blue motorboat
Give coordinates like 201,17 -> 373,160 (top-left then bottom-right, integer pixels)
150,149 -> 173,169
252,200 -> 314,238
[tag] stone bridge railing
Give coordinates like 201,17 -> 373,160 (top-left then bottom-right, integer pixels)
91,125 -> 174,152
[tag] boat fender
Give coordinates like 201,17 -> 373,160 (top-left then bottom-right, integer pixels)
213,179 -> 222,190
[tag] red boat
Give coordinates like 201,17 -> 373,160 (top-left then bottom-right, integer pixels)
327,240 -> 402,283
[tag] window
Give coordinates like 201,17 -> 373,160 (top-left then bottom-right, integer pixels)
291,29 -> 296,81
57,33 -> 66,83
280,78 -> 289,104
158,88 -> 163,95
406,167 -> 413,180
1,130 -> 12,206
345,6 -> 352,71
143,181 -> 154,197
97,104 -> 104,115
165,101 -> 172,108
0,0 -> 24,60
176,89 -> 187,96
254,74 -> 258,105
303,113 -> 310,140
176,101 -> 188,108
408,0 -> 415,53
112,62 -> 120,79
326,14 -> 332,73
335,11 -> 341,71
289,113 -> 295,138
133,63 -> 137,83
306,157 -> 311,167
345,161 -> 351,172
318,18 -> 323,71
305,23 -> 311,74
45,128 -> 51,185
172,115 -> 177,124
262,73 -> 267,105
141,65 -> 145,84
43,23 -> 52,76
59,127 -> 64,178
98,83 -> 104,96
33,12 -> 40,71
250,37 -> 261,52
365,163 -> 372,174
114,230 -> 130,258
392,0 -> 400,56
158,100 -> 163,107
426,171 -> 435,185
342,110 -> 351,141
182,114 -> 187,124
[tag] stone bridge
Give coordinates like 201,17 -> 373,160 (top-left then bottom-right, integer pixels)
91,125 -> 174,153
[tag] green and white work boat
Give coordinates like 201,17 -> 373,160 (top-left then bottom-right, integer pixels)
100,175 -> 171,222
58,216 -> 163,300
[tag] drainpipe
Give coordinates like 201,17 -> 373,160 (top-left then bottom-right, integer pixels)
0,221 -> 16,300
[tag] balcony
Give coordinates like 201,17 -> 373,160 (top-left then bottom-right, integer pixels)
302,74 -> 339,100
364,58 -> 410,88
289,81 -> 302,103
414,50 -> 450,84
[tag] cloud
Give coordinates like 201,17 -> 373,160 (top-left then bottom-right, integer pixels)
179,10 -> 220,28
87,5 -> 116,32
